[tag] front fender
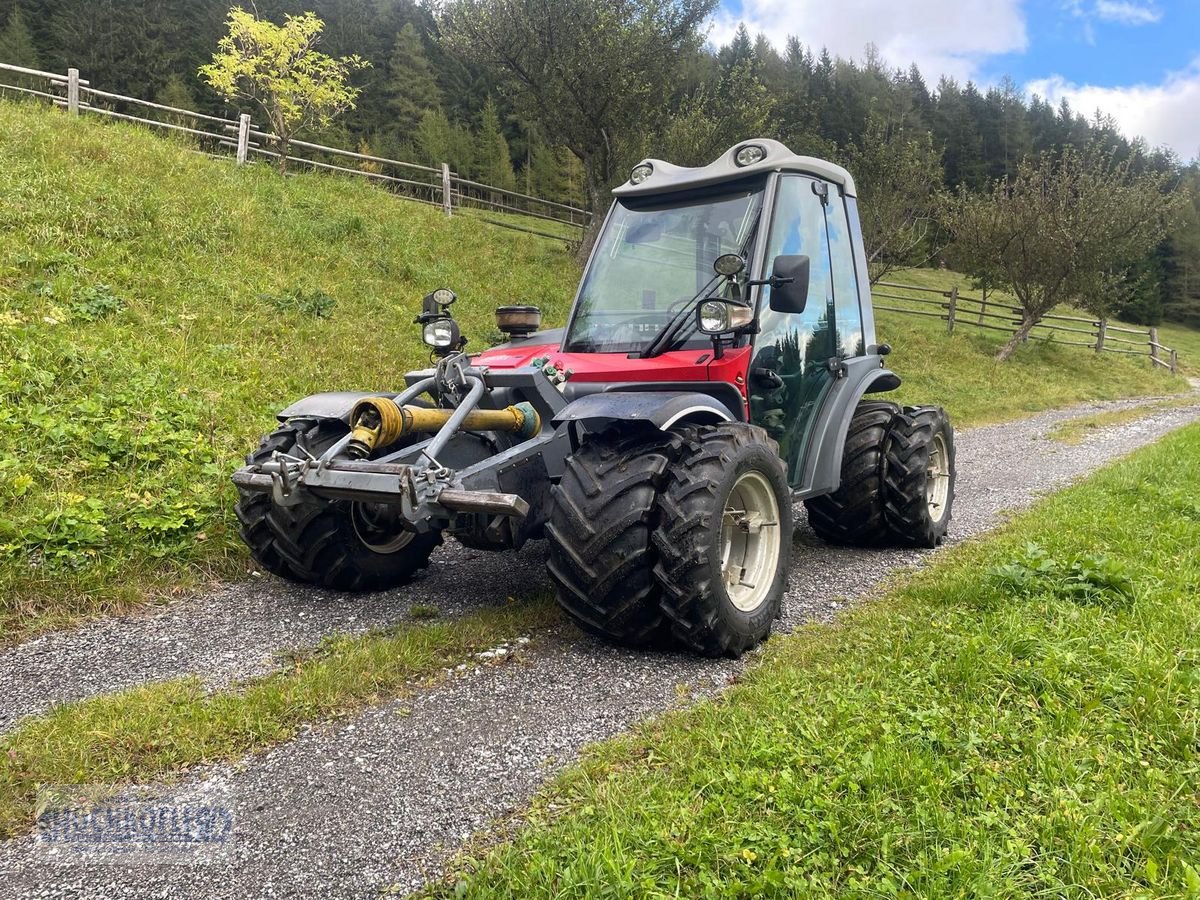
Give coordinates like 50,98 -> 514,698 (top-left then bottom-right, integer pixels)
275,391 -> 379,423
553,390 -> 736,434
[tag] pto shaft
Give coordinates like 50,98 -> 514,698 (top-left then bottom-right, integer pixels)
346,396 -> 540,459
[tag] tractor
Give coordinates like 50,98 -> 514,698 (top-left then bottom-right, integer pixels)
233,139 -> 957,657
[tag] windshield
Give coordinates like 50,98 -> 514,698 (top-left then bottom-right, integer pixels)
565,182 -> 765,354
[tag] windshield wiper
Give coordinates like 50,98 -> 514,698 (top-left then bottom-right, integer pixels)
634,272 -> 723,359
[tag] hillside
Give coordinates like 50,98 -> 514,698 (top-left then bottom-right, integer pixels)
0,101 -> 1191,639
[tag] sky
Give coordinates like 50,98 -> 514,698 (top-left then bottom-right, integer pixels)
710,0 -> 1200,162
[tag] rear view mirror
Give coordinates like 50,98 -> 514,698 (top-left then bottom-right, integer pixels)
767,255 -> 810,314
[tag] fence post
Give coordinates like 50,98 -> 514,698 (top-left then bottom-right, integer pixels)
1170,349 -> 1179,375
1095,317 -> 1107,353
1149,326 -> 1160,368
66,68 -> 80,115
945,285 -> 957,335
235,114 -> 251,165
441,163 -> 452,217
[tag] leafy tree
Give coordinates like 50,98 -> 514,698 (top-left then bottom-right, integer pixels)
441,0 -> 717,260
199,7 -> 367,171
843,114 -> 944,284
0,4 -> 40,76
942,146 -> 1185,361
386,22 -> 441,136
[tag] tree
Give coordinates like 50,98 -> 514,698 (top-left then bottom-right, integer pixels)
199,7 -> 367,171
441,0 -> 716,261
659,59 -> 775,167
474,96 -> 516,189
413,106 -> 473,174
843,113 -> 944,284
942,146 -> 1185,361
0,5 -> 40,78
386,22 -> 441,136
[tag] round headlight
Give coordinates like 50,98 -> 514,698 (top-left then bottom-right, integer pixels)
698,300 -> 731,334
734,144 -> 766,167
422,318 -> 459,349
629,163 -> 653,185
432,288 -> 457,307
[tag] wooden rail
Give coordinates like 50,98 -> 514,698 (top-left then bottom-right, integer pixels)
874,280 -> 1181,373
0,61 -> 589,237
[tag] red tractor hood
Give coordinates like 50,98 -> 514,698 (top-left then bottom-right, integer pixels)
473,342 -> 751,411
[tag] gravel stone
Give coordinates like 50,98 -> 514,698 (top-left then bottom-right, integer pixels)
1,395 -> 1198,898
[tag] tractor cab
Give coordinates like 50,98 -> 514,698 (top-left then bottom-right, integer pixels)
475,139 -> 886,487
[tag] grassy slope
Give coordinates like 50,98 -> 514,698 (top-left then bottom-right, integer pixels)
0,100 -> 1192,639
445,423 -> 1200,898
0,102 -> 578,638
876,268 -> 1189,422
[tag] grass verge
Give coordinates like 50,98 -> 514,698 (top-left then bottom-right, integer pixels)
1047,396 -> 1199,445
0,595 -> 559,838
442,423 -> 1200,897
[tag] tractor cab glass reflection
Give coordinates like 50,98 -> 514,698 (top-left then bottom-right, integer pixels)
565,182 -> 765,354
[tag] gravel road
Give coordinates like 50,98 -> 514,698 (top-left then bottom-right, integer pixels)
1,394 -> 1198,898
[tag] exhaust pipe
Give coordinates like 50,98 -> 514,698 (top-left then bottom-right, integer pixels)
346,397 -> 541,458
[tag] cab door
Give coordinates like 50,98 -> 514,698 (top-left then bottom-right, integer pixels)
749,176 -> 866,486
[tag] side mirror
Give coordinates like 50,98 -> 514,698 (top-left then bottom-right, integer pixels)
767,255 -> 810,314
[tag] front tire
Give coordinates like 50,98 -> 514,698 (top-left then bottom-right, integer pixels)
235,419 -> 442,592
652,424 -> 792,658
545,428 -> 676,646
883,406 -> 956,548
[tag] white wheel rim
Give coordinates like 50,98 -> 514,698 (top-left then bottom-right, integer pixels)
926,433 -> 951,524
351,504 -> 416,554
720,470 -> 782,613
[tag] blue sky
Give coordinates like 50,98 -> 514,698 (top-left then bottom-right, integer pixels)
710,1 -> 1200,160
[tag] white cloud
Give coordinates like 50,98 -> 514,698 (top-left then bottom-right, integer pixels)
1027,58 -> 1200,161
1093,1 -> 1162,25
708,0 -> 1028,83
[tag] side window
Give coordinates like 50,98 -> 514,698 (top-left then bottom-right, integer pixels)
750,176 -> 836,475
825,194 -> 865,357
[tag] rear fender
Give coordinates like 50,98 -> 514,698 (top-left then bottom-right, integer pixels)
553,391 -> 736,447
794,357 -> 901,498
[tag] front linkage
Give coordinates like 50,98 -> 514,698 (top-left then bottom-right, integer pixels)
234,350 -> 555,537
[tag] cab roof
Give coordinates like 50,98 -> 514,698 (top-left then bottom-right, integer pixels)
612,139 -> 857,199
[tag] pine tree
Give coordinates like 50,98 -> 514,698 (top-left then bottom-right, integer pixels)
155,72 -> 195,111
386,22 -> 442,135
718,24 -> 754,74
0,5 -> 40,70
473,96 -> 516,189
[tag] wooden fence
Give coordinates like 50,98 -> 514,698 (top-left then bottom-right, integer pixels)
0,62 -> 589,239
875,280 -> 1181,373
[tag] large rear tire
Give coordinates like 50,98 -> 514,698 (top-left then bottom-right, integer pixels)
235,419 -> 442,591
545,428 -> 676,647
652,424 -> 792,658
883,406 -> 956,548
803,400 -> 900,546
